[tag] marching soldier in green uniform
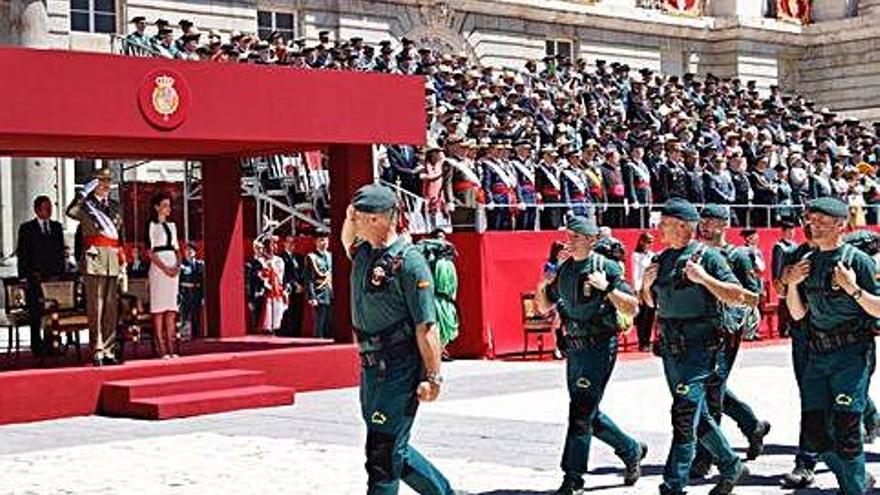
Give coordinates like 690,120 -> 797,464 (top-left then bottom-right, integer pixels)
641,198 -> 750,495
535,215 -> 647,495
775,224 -> 820,488
66,168 -> 125,366
341,184 -> 456,495
691,204 -> 770,477
786,197 -> 878,494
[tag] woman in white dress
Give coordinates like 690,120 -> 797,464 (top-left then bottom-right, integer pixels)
148,192 -> 181,358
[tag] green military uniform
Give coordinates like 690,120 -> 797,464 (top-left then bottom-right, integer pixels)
349,184 -> 453,495
692,205 -> 767,475
65,168 -> 124,363
650,199 -> 745,495
779,239 -> 821,484
796,198 -> 877,494
545,216 -> 644,494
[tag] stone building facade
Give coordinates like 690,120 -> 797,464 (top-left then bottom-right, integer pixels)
0,0 -> 879,253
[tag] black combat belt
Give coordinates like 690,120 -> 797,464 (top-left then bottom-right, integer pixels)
354,322 -> 415,368
563,332 -> 616,351
657,317 -> 722,356
807,323 -> 875,354
180,282 -> 200,289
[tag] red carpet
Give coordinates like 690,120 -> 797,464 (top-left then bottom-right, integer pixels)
0,339 -> 358,425
101,369 -> 294,420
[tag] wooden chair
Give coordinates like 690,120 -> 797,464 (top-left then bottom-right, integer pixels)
40,277 -> 86,362
0,277 -> 30,358
521,292 -> 556,359
118,276 -> 156,359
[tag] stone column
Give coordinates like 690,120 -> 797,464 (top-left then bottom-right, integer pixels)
9,0 -> 56,258
11,157 -> 60,238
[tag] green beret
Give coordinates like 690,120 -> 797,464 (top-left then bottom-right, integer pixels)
566,215 -> 599,236
700,203 -> 729,221
661,198 -> 699,222
352,184 -> 397,213
807,197 -> 849,219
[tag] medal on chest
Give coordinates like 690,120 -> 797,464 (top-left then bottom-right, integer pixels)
370,266 -> 387,288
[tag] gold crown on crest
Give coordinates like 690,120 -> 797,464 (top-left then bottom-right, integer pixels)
154,74 -> 176,88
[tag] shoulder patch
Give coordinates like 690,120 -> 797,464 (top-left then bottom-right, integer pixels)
417,280 -> 431,289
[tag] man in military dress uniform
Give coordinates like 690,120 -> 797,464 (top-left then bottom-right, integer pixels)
511,140 -> 538,231
444,137 -> 482,232
66,168 -> 125,366
786,197 -> 878,494
536,215 -> 647,495
481,141 -> 517,231
641,198 -> 750,495
772,220 -> 798,337
340,184 -> 456,495
124,17 -> 151,53
690,205 -> 770,478
179,242 -> 204,339
305,231 -> 333,339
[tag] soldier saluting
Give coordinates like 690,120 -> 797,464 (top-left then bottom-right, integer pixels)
66,168 -> 125,366
341,184 -> 457,495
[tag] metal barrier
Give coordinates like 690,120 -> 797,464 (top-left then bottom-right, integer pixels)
110,35 -> 161,58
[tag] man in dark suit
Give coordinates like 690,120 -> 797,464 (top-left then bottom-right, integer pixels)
17,195 -> 65,356
279,235 -> 304,337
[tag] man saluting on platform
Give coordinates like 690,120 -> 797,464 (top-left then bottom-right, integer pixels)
66,168 -> 125,367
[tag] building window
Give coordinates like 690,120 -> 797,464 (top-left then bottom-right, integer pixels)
257,10 -> 296,42
70,0 -> 116,33
545,39 -> 573,60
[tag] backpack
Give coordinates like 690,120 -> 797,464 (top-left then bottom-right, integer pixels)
843,230 -> 880,257
413,239 -> 458,296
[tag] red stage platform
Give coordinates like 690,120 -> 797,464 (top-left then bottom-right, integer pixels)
0,339 -> 359,425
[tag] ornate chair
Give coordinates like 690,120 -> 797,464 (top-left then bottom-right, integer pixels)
40,277 -> 87,362
0,277 -> 30,358
521,292 -> 557,359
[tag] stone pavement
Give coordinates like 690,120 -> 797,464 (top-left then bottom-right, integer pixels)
0,344 -> 878,494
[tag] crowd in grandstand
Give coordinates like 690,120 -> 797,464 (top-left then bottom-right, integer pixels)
124,17 -> 880,230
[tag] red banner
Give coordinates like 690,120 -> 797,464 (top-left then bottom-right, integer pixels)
662,0 -> 704,17
777,0 -> 811,24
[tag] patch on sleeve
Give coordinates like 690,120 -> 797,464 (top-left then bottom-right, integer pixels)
417,280 -> 431,289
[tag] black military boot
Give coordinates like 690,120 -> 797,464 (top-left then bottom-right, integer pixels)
746,420 -> 771,460
623,442 -> 648,486
689,454 -> 712,479
781,465 -> 815,489
709,461 -> 748,495
554,477 -> 584,495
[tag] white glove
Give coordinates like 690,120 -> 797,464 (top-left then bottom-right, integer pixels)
82,179 -> 99,196
587,270 -> 610,292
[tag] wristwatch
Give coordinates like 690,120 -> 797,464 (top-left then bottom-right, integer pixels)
425,373 -> 444,385
851,288 -> 863,301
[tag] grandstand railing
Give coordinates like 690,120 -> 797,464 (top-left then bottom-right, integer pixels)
110,35 -> 161,58
469,202 -> 878,230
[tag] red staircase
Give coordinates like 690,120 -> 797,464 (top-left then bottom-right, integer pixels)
100,369 -> 295,420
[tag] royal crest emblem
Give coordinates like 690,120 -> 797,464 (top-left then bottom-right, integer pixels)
138,68 -> 190,130
151,75 -> 180,121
